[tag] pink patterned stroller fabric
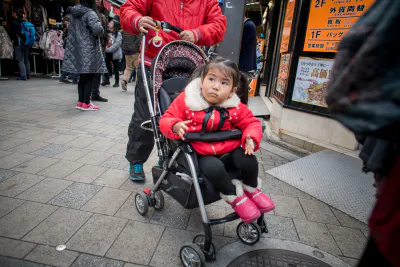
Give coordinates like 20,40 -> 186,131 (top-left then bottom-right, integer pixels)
151,41 -> 207,112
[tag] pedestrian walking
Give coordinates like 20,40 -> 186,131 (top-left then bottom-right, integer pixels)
121,31 -> 141,91
62,0 -> 106,111
120,0 -> 227,180
11,8 -> 35,81
101,19 -> 122,88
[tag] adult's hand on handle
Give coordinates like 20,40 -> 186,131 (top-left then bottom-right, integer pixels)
179,30 -> 195,43
138,16 -> 156,34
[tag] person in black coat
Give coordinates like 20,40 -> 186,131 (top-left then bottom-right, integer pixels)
239,17 -> 257,73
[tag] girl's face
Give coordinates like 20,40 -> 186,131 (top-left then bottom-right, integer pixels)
108,21 -> 114,32
201,67 -> 237,105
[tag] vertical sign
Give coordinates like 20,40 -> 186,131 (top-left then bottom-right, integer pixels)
304,0 -> 374,52
280,0 -> 296,53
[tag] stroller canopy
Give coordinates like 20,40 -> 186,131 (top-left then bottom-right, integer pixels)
151,41 -> 208,104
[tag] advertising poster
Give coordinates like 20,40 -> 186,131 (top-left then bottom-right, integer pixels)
280,0 -> 296,53
292,57 -> 334,107
304,0 -> 374,52
275,53 -> 291,95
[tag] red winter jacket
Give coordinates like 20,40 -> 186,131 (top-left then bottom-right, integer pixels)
120,0 -> 226,66
159,78 -> 262,156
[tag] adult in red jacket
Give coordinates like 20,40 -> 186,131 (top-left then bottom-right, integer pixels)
120,0 -> 226,181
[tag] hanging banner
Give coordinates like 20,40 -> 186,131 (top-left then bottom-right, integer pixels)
276,53 -> 291,94
292,57 -> 334,107
304,0 -> 374,52
280,0 -> 296,53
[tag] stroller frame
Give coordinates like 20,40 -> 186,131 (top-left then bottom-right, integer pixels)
135,24 -> 268,266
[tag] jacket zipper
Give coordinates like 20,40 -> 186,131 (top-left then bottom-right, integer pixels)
209,110 -> 216,155
210,143 -> 217,155
180,1 -> 184,29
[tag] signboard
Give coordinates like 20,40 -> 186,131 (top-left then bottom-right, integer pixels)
304,0 -> 374,52
292,57 -> 334,107
48,18 -> 56,25
276,53 -> 291,94
280,0 -> 296,53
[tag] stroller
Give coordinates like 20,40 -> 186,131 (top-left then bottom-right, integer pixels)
134,21 -> 268,266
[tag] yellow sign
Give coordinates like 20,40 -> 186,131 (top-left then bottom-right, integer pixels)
49,18 -> 56,25
304,0 -> 374,52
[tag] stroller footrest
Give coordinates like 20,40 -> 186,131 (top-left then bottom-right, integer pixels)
208,212 -> 239,225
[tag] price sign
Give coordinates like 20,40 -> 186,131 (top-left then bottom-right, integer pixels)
304,0 -> 374,52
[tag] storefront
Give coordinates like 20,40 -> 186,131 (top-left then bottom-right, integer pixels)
260,0 -> 374,152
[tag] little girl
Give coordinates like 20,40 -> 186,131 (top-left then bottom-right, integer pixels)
159,57 -> 275,223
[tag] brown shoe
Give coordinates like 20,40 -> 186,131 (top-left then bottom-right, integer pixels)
121,80 -> 127,91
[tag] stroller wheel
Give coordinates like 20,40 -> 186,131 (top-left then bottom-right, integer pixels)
236,222 -> 261,245
154,191 -> 165,211
180,243 -> 205,267
193,234 -> 216,261
135,192 -> 149,216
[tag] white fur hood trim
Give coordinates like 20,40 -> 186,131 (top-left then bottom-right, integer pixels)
184,78 -> 241,111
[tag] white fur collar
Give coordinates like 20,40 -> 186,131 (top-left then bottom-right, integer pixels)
184,78 -> 241,111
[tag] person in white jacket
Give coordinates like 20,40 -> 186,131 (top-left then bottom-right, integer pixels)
101,19 -> 122,88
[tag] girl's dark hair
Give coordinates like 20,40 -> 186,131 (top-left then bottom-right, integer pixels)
190,57 -> 250,105
111,19 -> 120,37
15,8 -> 25,19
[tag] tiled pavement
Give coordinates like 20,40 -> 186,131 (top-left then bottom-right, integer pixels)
0,78 -> 367,267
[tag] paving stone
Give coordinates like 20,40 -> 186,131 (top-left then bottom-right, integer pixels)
271,195 -> 307,220
52,148 -> 90,161
0,196 -> 25,218
23,207 -> 92,246
149,227 -> 195,267
31,144 -> 71,157
25,245 -> 79,267
99,154 -> 129,170
187,205 -> 227,236
48,182 -> 102,209
339,256 -> 360,266
11,129 -> 42,139
0,237 -> 37,259
327,224 -> 367,258
150,194 -> 191,230
78,151 -> 113,166
86,139 -> 116,152
0,138 -> 30,150
16,178 -> 73,203
0,173 -> 45,197
262,214 -> 300,241
361,229 -> 369,239
71,254 -> 124,267
0,152 -> 35,169
119,178 -> 153,193
114,193 -> 154,222
124,264 -> 147,267
293,219 -> 341,256
93,169 -> 129,188
106,220 -> 164,265
299,198 -> 340,225
106,143 -> 126,155
12,157 -> 59,174
64,136 -> 97,148
260,174 -> 284,195
81,187 -> 130,216
280,181 -> 313,200
0,168 -> 18,182
38,160 -> 84,179
0,256 -> 44,267
25,131 -> 59,142
0,150 -> 12,158
64,164 -> 107,184
331,207 -> 369,230
67,214 -> 127,256
260,142 -> 300,161
0,202 -> 57,239
46,134 -> 77,145
7,141 -> 49,154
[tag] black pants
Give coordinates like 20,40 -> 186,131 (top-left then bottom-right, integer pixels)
126,66 -> 154,164
92,73 -> 102,97
104,53 -> 120,84
78,74 -> 95,104
198,147 -> 259,195
357,237 -> 392,267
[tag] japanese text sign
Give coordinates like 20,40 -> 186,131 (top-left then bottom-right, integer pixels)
304,0 -> 374,52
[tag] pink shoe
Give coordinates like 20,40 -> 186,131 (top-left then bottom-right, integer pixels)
243,178 -> 275,213
220,179 -> 261,224
76,102 -> 83,109
81,103 -> 99,111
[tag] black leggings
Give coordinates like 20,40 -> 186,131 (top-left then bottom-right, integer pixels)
104,53 -> 120,84
198,147 -> 258,195
78,74 -> 95,104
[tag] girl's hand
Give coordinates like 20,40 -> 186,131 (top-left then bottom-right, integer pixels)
245,134 -> 255,155
172,120 -> 191,140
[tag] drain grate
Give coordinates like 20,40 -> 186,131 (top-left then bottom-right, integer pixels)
228,249 -> 333,267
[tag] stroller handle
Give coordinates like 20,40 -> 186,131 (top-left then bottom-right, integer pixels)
156,21 -> 183,34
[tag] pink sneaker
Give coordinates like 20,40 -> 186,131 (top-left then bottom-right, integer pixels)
81,103 -> 99,111
243,178 -> 275,213
76,102 -> 83,109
